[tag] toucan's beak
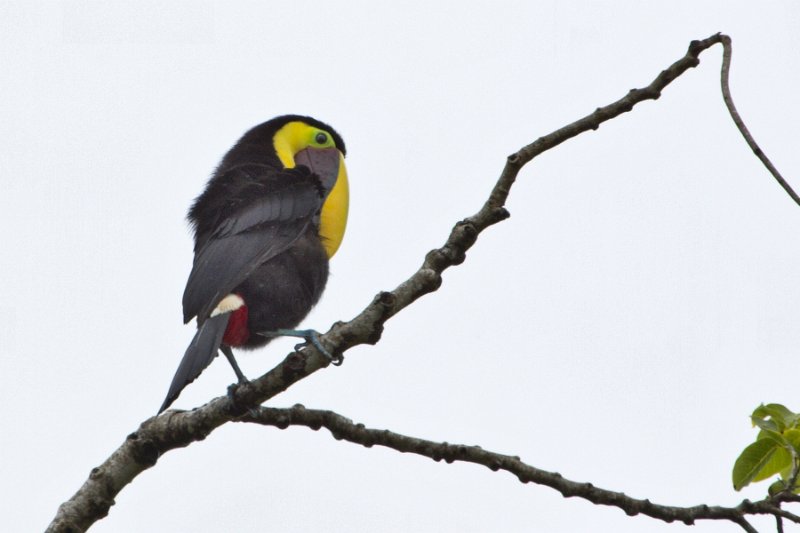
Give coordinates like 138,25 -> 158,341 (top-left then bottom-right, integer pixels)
294,147 -> 341,194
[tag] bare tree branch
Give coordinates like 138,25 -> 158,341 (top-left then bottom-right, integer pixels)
46,32 -> 793,532
239,405 -> 800,533
775,494 -> 800,504
718,35 -> 800,206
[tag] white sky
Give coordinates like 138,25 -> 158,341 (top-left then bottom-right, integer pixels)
2,2 -> 799,532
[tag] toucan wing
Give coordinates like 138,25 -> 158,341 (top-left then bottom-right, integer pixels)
182,166 -> 324,324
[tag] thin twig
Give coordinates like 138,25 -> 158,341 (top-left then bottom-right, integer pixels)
775,494 -> 800,504
765,503 -> 800,525
719,35 -> 800,206
240,405 -> 799,532
733,516 -> 758,533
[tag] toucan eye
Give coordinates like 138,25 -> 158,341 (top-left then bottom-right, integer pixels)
315,132 -> 328,145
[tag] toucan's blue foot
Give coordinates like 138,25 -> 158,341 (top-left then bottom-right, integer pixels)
259,328 -> 343,365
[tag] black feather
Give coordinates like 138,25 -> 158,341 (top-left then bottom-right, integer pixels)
158,313 -> 229,413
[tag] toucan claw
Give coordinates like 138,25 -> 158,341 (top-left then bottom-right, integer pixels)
260,328 -> 343,365
226,382 -> 259,417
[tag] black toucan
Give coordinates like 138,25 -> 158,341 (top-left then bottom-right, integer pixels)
158,115 -> 349,413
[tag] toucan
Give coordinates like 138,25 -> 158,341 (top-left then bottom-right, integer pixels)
158,115 -> 348,413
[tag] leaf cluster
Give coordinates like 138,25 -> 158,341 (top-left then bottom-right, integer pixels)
732,403 -> 800,495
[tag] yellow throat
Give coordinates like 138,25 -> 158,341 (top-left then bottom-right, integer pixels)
273,121 -> 349,258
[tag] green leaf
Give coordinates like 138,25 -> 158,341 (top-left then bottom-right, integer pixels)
733,438 -> 782,491
785,429 -> 800,452
752,404 -> 798,432
757,428 -> 786,443
752,416 -> 780,433
752,446 -> 791,482
769,480 -> 786,496
761,403 -> 796,421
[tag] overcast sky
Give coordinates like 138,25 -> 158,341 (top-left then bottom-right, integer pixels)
3,2 -> 799,532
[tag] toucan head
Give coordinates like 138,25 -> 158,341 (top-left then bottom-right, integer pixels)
218,115 -> 349,257
219,115 -> 345,183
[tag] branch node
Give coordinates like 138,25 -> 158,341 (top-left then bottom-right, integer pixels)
424,249 -> 446,270
688,39 -> 704,56
366,325 -> 384,345
283,352 -> 307,374
421,267 -> 444,289
591,109 -> 602,130
457,219 -> 478,236
377,291 -> 396,308
491,207 -> 511,223
86,495 -> 112,518
130,437 -> 159,468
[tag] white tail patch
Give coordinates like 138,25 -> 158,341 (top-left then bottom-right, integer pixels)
210,294 -> 245,317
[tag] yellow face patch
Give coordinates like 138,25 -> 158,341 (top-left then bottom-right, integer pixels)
272,121 -> 349,259
273,121 -> 336,168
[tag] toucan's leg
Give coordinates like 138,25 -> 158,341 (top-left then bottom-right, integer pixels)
220,345 -> 248,383
222,344 -> 249,413
259,329 -> 341,364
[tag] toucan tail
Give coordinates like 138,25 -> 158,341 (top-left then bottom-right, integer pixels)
158,314 -> 230,413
